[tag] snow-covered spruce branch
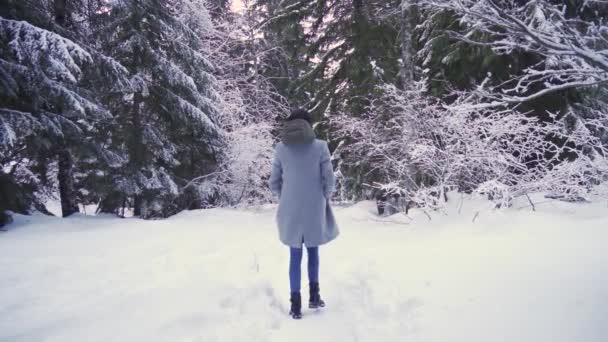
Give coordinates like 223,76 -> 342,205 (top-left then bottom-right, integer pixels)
255,0 -> 316,31
423,0 -> 608,105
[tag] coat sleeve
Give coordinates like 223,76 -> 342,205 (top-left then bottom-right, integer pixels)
320,141 -> 335,198
269,147 -> 283,198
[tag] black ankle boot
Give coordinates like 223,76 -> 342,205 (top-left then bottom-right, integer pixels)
309,282 -> 326,309
289,292 -> 302,319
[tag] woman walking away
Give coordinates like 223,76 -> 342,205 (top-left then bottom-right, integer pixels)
269,108 -> 339,320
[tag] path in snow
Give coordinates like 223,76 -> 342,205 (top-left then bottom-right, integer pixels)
1,197 -> 607,342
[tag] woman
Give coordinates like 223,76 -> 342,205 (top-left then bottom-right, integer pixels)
269,108 -> 339,320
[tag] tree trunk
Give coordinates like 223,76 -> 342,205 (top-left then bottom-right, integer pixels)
400,0 -> 418,86
53,0 -> 79,218
130,90 -> 144,217
130,91 -> 145,166
57,148 -> 79,217
54,0 -> 69,27
0,172 -> 17,227
133,196 -> 142,217
97,193 -> 122,215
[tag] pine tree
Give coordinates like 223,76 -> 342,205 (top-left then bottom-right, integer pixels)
1,0 -> 133,221
254,0 -> 403,119
0,8 -> 114,218
94,0 -> 224,218
252,0 -> 310,105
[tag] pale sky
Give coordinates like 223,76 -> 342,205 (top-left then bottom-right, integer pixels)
230,0 -> 244,12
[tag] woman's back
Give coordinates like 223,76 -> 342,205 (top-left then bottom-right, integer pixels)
269,118 -> 338,248
275,140 -> 326,198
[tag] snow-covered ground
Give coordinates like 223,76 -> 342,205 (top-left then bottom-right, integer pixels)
1,196 -> 608,342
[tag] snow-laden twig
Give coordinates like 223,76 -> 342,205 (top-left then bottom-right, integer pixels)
334,81 -> 608,211
423,0 -> 608,106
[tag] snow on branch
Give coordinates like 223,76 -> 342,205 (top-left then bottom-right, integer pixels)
0,18 -> 112,150
334,82 -> 608,210
1,18 -> 92,82
423,0 -> 608,105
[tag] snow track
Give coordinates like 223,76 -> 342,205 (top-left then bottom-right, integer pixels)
1,198 -> 607,341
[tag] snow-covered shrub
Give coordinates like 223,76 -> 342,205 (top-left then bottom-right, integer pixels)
176,2 -> 287,207
363,0 -> 608,209
220,122 -> 275,206
335,82 -> 608,211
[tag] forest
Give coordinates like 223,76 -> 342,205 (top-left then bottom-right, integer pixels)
1,0 -> 607,225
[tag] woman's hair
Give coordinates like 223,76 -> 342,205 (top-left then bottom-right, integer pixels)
287,108 -> 312,124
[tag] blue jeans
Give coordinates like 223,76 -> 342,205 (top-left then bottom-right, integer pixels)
289,246 -> 319,293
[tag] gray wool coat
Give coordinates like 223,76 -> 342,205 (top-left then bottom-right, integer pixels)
269,119 -> 339,248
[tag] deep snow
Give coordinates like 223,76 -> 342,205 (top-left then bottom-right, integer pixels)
1,196 -> 607,342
